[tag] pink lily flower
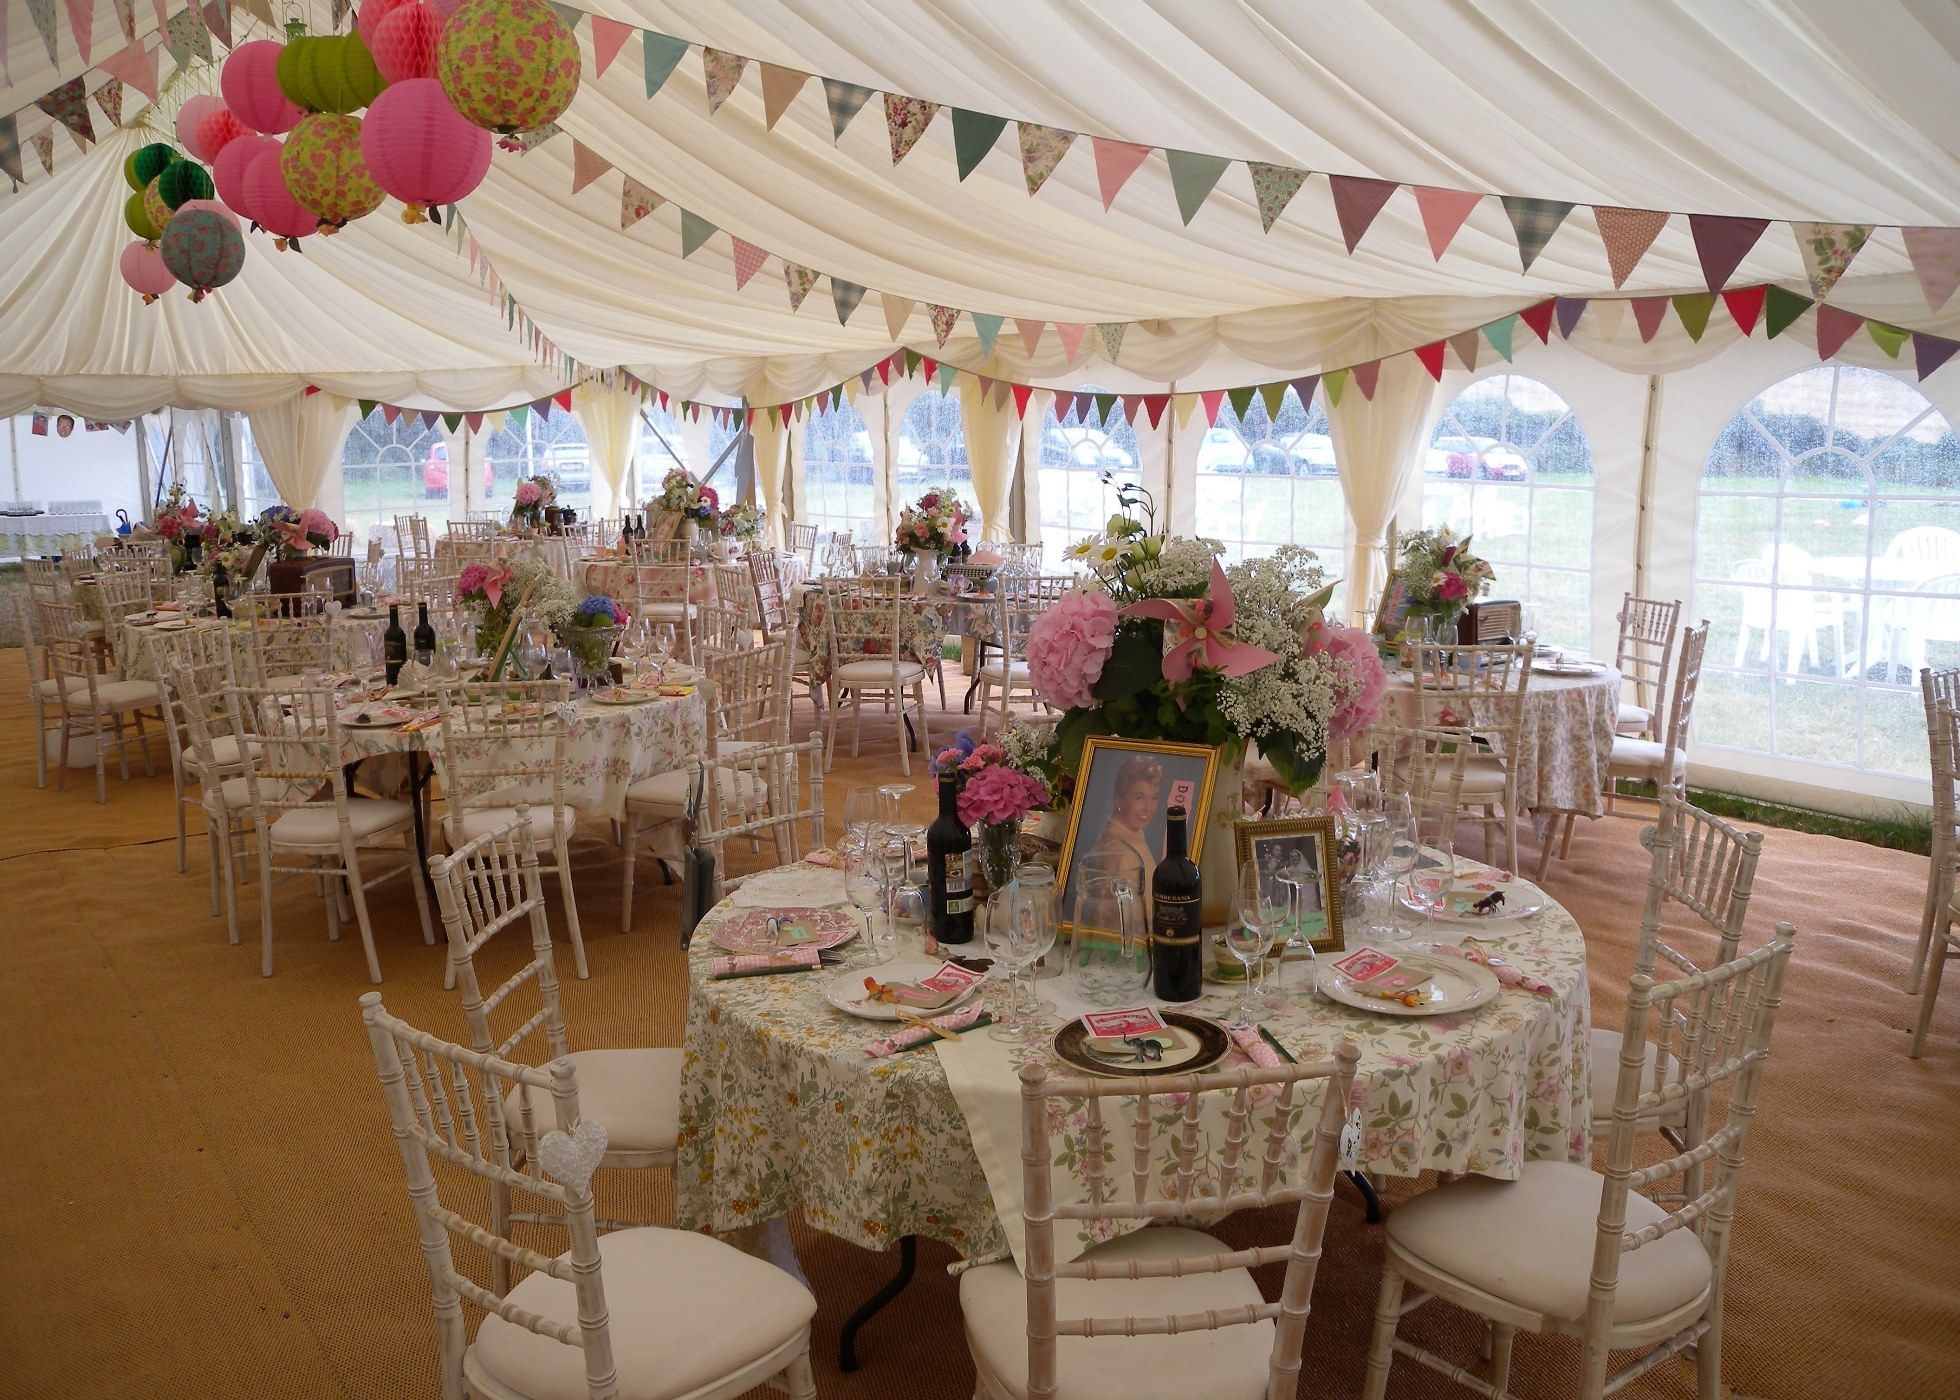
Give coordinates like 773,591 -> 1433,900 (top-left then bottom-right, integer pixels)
1120,559 -> 1280,684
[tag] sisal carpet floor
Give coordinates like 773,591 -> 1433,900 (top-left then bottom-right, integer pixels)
0,648 -> 1955,1399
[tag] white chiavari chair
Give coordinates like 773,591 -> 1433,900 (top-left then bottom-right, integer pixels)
39,598 -> 163,802
1909,666 -> 1960,995
394,513 -> 434,583
238,610 -> 336,688
142,623 -> 258,876
1603,620 -> 1710,811
785,519 -> 818,568
14,591 -> 82,788
628,558 -> 699,662
1911,702 -> 1960,1057
749,548 -> 822,707
975,573 -> 1068,738
169,651 -> 265,948
1363,721 -> 1472,850
447,518 -> 497,542
695,731 -> 828,890
1410,641 -> 1533,874
629,536 -> 693,565
819,575 -> 932,774
359,993 -> 818,1400
959,1043 -> 1359,1400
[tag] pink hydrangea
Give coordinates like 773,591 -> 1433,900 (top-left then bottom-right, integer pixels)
1436,569 -> 1468,601
514,481 -> 542,507
1026,589 -> 1118,710
1314,623 -> 1390,746
296,507 -> 337,541
455,563 -> 491,602
957,764 -> 1050,826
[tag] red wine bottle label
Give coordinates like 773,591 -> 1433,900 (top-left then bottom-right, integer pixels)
1151,893 -> 1202,945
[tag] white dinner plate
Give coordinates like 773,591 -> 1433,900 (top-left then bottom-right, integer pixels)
1533,659 -> 1606,677
729,867 -> 850,909
1315,950 -> 1499,1017
588,688 -> 660,706
823,955 -> 984,1021
1401,870 -> 1547,924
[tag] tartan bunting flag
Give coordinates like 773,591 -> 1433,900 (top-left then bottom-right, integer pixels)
1722,285 -> 1767,336
928,304 -> 959,345
1014,318 -> 1044,355
1554,297 -> 1588,339
1790,222 -> 1870,301
1688,214 -> 1769,293
1053,322 -> 1086,363
884,94 -> 937,164
1763,285 -> 1813,339
1631,296 -> 1670,343
589,16 -> 631,76
1352,360 -> 1381,401
824,78 -> 875,141
1329,175 -> 1398,253
970,313 -> 1003,355
1867,321 -> 1909,359
1915,333 -> 1960,381
951,108 -> 1007,179
1501,197 -> 1573,271
783,262 -> 819,311
1017,123 -> 1073,195
703,49 -> 747,114
760,64 -> 807,129
831,279 -> 866,325
881,294 -> 913,340
1902,227 -> 1960,312
643,32 -> 688,97
1672,292 -> 1716,341
730,237 -> 766,288
1519,299 -> 1556,343
1413,186 -> 1481,259
1414,341 -> 1447,380
1093,138 -> 1151,210
1593,207 -> 1669,287
1165,148 -> 1230,225
1248,162 -> 1308,232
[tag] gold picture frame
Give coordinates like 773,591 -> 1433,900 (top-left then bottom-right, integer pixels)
1371,568 -> 1411,638
1055,736 -> 1221,936
1232,815 -> 1345,955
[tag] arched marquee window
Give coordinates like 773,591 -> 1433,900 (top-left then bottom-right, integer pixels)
1037,388 -> 1140,571
896,388 -> 971,512
1193,391 -> 1344,607
800,401 -> 878,543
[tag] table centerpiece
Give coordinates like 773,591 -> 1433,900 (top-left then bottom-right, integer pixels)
714,500 -> 763,560
455,552 -> 576,679
895,490 -> 972,585
932,729 -> 1053,894
561,594 -> 630,682
1395,526 -> 1494,640
511,474 -> 556,530
655,468 -> 718,547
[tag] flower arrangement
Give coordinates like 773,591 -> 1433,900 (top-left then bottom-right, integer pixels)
455,552 -> 576,677
148,484 -> 209,543
934,729 -> 1052,887
512,474 -> 557,526
561,595 -> 630,676
716,501 -> 764,540
1028,480 -> 1387,796
895,490 -> 971,556
262,505 -> 341,561
1397,526 -> 1494,625
657,468 -> 719,525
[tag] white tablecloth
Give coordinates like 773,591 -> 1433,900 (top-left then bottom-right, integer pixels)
0,512 -> 107,556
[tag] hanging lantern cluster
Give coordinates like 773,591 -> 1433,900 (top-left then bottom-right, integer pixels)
119,137 -> 244,303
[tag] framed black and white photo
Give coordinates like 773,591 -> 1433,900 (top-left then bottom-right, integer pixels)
1232,815 -> 1345,954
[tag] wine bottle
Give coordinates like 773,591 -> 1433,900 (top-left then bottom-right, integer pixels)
1150,805 -> 1204,1002
211,558 -> 230,619
412,601 -> 437,666
383,604 -> 408,686
927,776 -> 976,945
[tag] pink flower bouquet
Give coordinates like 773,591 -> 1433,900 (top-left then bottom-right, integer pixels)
1026,588 -> 1118,710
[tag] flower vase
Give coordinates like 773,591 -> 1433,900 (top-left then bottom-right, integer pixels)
909,548 -> 942,588
975,818 -> 1022,896
680,519 -> 699,549
1197,752 -> 1246,931
711,538 -> 732,562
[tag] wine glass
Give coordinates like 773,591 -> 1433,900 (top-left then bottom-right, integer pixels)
873,828 -> 912,961
987,864 -> 1058,1043
839,786 -> 882,864
1227,862 -> 1284,1024
1374,796 -> 1420,942
846,862 -> 888,961
1409,862 -> 1453,941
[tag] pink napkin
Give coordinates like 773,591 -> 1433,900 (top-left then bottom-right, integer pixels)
1428,942 -> 1555,996
804,848 -> 841,868
709,946 -> 823,978
863,1002 -> 986,1058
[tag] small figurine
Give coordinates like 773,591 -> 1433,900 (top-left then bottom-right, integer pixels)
1471,890 -> 1507,916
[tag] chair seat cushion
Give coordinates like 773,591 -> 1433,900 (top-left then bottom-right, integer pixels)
1588,1027 -> 1688,1130
269,797 -> 413,849
503,1048 -> 682,1160
959,1226 -> 1274,1400
186,734 -> 260,773
978,660 -> 1032,686
1385,1159 -> 1712,1327
833,658 -> 927,687
88,678 -> 161,711
636,601 -> 695,622
469,1225 -> 815,1400
1616,702 -> 1653,732
625,764 -> 759,818
35,676 -> 89,700
1611,736 -> 1687,779
455,805 -> 576,843
1458,753 -> 1510,795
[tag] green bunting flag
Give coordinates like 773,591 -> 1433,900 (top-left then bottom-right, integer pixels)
951,109 -> 1008,180
970,313 -> 1003,355
1322,368 -> 1349,407
1672,292 -> 1715,342
1093,392 -> 1119,424
679,210 -> 716,258
1248,162 -> 1308,233
1227,384 -> 1256,420
1483,314 -> 1519,362
1259,382 -> 1288,420
1164,149 -> 1231,225
644,32 -> 688,98
1764,285 -> 1813,339
1867,321 -> 1909,359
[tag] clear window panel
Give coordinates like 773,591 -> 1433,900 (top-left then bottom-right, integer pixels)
897,390 -> 972,508
1772,677 -> 1860,766
1038,389 -> 1139,569
1693,493 -> 1777,585
1193,392 -> 1339,565
1695,582 -> 1757,675
1865,683 -> 1932,778
1764,588 -> 1863,678
1697,669 -> 1773,752
802,403 -> 878,542
331,410 -> 446,542
1525,569 -> 1590,651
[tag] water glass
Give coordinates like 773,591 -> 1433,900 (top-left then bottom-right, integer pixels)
1226,862 -> 1284,1023
1409,864 -> 1453,938
846,865 -> 888,961
839,786 -> 882,863
986,864 -> 1059,1043
1374,801 -> 1421,942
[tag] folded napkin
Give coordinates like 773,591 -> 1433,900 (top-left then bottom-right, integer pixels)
710,946 -> 824,979
1428,942 -> 1555,996
863,1002 -> 987,1058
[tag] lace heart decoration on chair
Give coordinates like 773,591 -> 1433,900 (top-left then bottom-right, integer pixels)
538,1121 -> 608,1191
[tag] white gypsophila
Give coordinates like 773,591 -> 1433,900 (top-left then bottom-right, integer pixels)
1216,652 -> 1343,762
1129,536 -> 1223,597
1226,546 -> 1328,628
999,719 -> 1057,774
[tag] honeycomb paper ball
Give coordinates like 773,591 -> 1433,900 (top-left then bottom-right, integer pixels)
125,141 -> 177,190
158,160 -> 215,210
175,95 -> 225,158
370,3 -> 442,83
195,107 -> 248,161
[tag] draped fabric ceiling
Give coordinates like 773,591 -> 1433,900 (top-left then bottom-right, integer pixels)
2,0 -> 1959,417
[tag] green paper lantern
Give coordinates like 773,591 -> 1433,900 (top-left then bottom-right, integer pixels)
157,161 -> 215,210
277,33 -> 386,115
125,142 -> 176,191
143,176 -> 175,238
125,190 -> 161,241
281,112 -> 384,228
437,0 -> 580,135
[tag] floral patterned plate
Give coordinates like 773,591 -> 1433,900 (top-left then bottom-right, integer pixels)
708,907 -> 859,956
729,867 -> 850,909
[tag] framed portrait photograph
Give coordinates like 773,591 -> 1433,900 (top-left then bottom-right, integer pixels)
1232,815 -> 1345,954
1371,568 -> 1411,638
1056,737 -> 1221,935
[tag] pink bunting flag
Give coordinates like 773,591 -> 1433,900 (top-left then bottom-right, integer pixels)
1014,318 -> 1044,355
62,0 -> 92,64
1352,360 -> 1381,401
1327,175 -> 1398,254
1199,389 -> 1224,426
1053,322 -> 1086,364
590,16 -> 632,77
1413,186 -> 1481,260
1631,296 -> 1670,343
1092,138 -> 1151,210
1903,227 -> 1960,313
1688,214 -> 1770,293
569,140 -> 610,194
99,41 -> 157,102
731,237 -> 767,290
109,0 -> 133,42
1815,304 -> 1864,361
1593,207 -> 1669,288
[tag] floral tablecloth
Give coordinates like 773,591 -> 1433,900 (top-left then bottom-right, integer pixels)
793,588 -> 947,685
581,558 -> 718,607
676,858 -> 1589,1268
115,612 -> 387,682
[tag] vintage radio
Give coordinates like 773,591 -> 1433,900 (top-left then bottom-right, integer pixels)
1457,599 -> 1522,644
267,555 -> 356,611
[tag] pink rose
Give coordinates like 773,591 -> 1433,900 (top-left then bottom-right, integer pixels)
957,765 -> 1050,826
1313,623 -> 1390,746
1026,589 -> 1118,710
1436,570 -> 1469,602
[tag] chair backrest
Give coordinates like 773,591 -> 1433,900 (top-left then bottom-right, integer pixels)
37,600 -> 105,714
819,576 -> 909,674
1614,594 -> 1681,721
748,549 -> 792,635
1634,792 -> 1763,984
447,519 -> 497,542
700,638 -> 792,744
226,683 -> 367,848
432,679 -> 572,822
23,556 -> 70,605
993,573 -> 1070,666
693,600 -> 755,654
404,569 -> 462,615
710,563 -> 761,632
852,544 -> 900,576
94,566 -> 154,624
1584,925 -> 1795,1392
1656,620 -> 1710,772
12,591 -> 50,686
697,728 -> 828,875
1923,670 -> 1960,832
1016,1043 -> 1361,1399
429,819 -> 572,1065
394,513 -> 433,566
143,624 -> 237,759
629,537 -> 692,565
820,533 -> 857,576
786,520 -> 818,563
239,612 -> 335,687
359,993 -> 617,1400
1409,642 -> 1532,753
1884,525 -> 1960,564
1360,723 -> 1471,847
628,560 -> 696,608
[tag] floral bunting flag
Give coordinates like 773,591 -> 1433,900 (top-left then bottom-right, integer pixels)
1501,196 -> 1574,272
1352,360 -> 1381,401
1414,341 -> 1447,379
824,78 -> 875,142
783,262 -> 819,311
950,108 -> 1007,179
1483,313 -> 1518,362
1553,297 -> 1588,338
1722,285 -> 1767,335
0,117 -> 19,185
36,79 -> 94,147
643,32 -> 688,98
166,6 -> 211,63
1902,228 -> 1960,312
1763,285 -> 1812,338
1014,318 -> 1044,355
1328,175 -> 1398,253
587,16 -> 631,76
1321,370 -> 1348,409
1248,162 -> 1308,233
1413,186 -> 1482,259
970,312 -> 1003,355
679,210 -> 717,258
1687,214 -> 1769,293
884,94 -> 938,164
1672,292 -> 1716,342
1631,296 -> 1670,342
94,77 -> 124,129
759,64 -> 808,129
1164,149 -> 1230,225
927,303 -> 959,345
61,0 -> 92,64
1093,138 -> 1151,210
1448,328 -> 1481,371
32,129 -> 54,176
620,177 -> 661,229
512,122 -> 561,151
26,0 -> 58,66
880,293 -> 913,340
1053,321 -> 1086,363
1017,122 -> 1073,194
1867,320 -> 1909,359
110,0 -> 134,41
1592,207 -> 1670,288
1095,322 -> 1126,362
569,139 -> 610,193
1790,222 -> 1870,300
1915,334 -> 1959,381
730,236 -> 767,289
703,49 -> 748,114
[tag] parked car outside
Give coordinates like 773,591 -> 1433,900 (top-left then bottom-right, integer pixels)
1424,434 -> 1530,481
542,443 -> 591,491
423,442 -> 496,497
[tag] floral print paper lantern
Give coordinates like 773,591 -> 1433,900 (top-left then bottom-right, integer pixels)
120,240 -> 177,302
222,39 -> 303,135
243,142 -> 319,247
437,0 -> 581,134
369,3 -> 442,83
281,113 -> 384,231
361,78 -> 491,221
214,132 -> 277,219
278,33 -> 386,115
142,175 -> 176,236
159,208 -> 247,302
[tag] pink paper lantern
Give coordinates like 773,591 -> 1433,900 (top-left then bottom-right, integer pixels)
360,78 -> 490,220
176,94 -> 225,159
120,239 -> 178,302
176,198 -> 241,230
196,107 -> 247,162
214,132 -> 278,221
369,3 -> 441,82
242,143 -> 320,246
222,39 -> 304,135
357,0 -> 417,49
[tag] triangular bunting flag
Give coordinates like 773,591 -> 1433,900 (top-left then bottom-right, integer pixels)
31,130 -> 54,175
1247,162 -> 1308,233
935,361 -> 957,390
1519,299 -> 1556,343
1914,333 -> 1960,381
1688,214 -> 1770,293
1143,394 -> 1170,428
1483,315 -> 1518,362
643,32 -> 688,98
99,43 -> 157,102
1790,222 -> 1870,301
1903,227 -> 1960,312
93,78 -> 123,129
1722,285 -> 1767,336
621,177 -> 661,229
1016,122 -> 1073,195
507,405 -> 528,429
26,0 -> 58,66
970,313 -> 1003,355
553,389 -> 573,412
1672,292 -> 1716,342
1258,382 -> 1287,421
823,78 -> 875,142
1352,360 -> 1381,401
0,117 -> 21,184
1053,322 -> 1086,364
110,0 -> 134,41
1094,392 -> 1120,424
927,305 -> 959,346
442,412 -> 463,433
1093,138 -> 1151,210
881,295 -> 913,340
950,108 -> 1008,180
1763,286 -> 1813,339
1164,149 -> 1230,226
464,412 -> 484,434
1554,297 -> 1588,339
569,139 -> 609,193
759,64 -> 808,129
783,263 -> 819,311
1095,322 -> 1126,362
381,403 -> 401,425
679,210 -> 717,257
165,7 -> 210,63
1014,319 -> 1044,355
1289,376 -> 1320,413
730,237 -> 766,289
1321,370 -> 1348,408
201,0 -> 230,47
35,78 -> 94,147
884,94 -> 938,165
1226,386 -> 1255,421
702,49 -> 747,114
1867,321 -> 1909,359
1171,395 -> 1199,429
546,2 -> 579,30
831,279 -> 866,325
1414,341 -> 1447,380
1192,390 -> 1219,425
1448,330 -> 1481,371
1011,383 -> 1033,418
1501,197 -> 1574,272
62,0 -> 92,64
1592,207 -> 1670,288
1631,296 -> 1670,343
1328,175 -> 1398,253
1413,186 -> 1481,259
589,16 -> 631,76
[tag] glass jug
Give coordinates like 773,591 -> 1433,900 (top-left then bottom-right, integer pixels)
1065,852 -> 1151,1007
